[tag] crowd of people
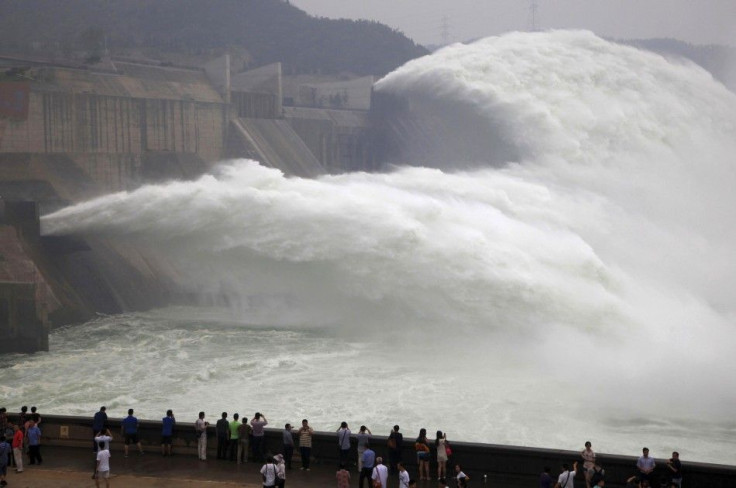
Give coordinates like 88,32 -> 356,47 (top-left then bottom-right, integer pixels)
89,407 -> 470,488
0,406 -> 43,487
0,405 -> 688,488
539,441 -> 684,488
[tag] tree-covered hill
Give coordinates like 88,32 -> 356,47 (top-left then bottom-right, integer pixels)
620,38 -> 736,91
0,0 -> 429,76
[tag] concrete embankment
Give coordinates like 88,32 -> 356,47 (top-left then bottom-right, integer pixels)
6,414 -> 734,487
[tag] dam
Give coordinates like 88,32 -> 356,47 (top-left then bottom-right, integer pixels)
0,53 -> 380,350
2,31 -> 736,470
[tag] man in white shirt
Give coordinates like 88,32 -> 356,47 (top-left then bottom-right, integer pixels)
398,462 -> 410,488
636,447 -> 656,486
260,456 -> 279,487
372,456 -> 389,488
195,412 -> 209,461
93,429 -> 113,478
555,461 -> 578,488
94,441 -> 111,488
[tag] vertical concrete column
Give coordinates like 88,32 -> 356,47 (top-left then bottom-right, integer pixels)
225,54 -> 231,110
275,62 -> 283,117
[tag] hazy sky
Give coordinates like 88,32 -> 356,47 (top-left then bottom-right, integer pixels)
290,0 -> 736,47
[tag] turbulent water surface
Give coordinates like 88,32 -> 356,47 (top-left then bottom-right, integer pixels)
5,31 -> 736,465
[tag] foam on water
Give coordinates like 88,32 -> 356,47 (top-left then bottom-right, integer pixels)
26,31 -> 736,464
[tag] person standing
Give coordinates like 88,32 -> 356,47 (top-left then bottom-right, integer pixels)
297,419 -> 313,471
11,424 -> 23,473
238,417 -> 252,464
274,453 -> 286,488
228,413 -> 241,462
637,447 -> 656,487
18,407 -> 28,430
30,407 -> 41,426
251,413 -> 268,463
539,466 -> 553,488
415,428 -> 431,481
92,407 -> 107,452
282,424 -> 295,470
667,451 -> 683,488
356,425 -> 372,472
93,429 -> 113,477
0,435 -> 10,486
336,463 -> 351,488
121,409 -> 143,458
336,421 -> 351,468
555,461 -> 577,488
581,441 -> 596,488
436,431 -> 449,481
358,442 -> 375,488
398,462 -> 410,488
26,419 -> 42,465
195,412 -> 209,461
372,456 -> 389,488
387,425 -> 403,474
216,412 -> 229,460
1,421 -> 11,469
260,456 -> 279,488
94,440 -> 111,488
161,409 -> 175,456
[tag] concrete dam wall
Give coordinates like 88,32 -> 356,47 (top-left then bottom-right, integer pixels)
0,58 -> 378,351
8,413 -> 736,488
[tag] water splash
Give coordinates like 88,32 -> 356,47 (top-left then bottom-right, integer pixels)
38,31 -> 736,464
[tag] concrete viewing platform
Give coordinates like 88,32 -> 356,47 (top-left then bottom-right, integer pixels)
4,444 -> 528,488
4,415 -> 735,487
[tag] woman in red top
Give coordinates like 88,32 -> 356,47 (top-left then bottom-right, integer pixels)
12,424 -> 24,472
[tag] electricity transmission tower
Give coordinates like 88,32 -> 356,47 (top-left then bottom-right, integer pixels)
529,0 -> 540,32
440,15 -> 450,45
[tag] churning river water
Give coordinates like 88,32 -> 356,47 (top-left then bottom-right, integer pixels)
6,30 -> 736,465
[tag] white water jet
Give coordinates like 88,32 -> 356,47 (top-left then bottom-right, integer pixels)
31,30 -> 736,464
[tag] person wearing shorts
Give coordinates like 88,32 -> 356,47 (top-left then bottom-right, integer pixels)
95,441 -> 111,488
161,409 -> 175,456
121,409 -> 143,457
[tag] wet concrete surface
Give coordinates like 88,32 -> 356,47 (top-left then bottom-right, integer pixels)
2,444 -> 531,487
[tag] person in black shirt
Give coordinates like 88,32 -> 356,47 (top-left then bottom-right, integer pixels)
667,451 -> 682,487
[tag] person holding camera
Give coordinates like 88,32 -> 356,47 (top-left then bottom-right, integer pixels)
667,452 -> 682,487
554,461 -> 578,488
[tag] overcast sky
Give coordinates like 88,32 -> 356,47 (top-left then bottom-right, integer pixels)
289,0 -> 736,47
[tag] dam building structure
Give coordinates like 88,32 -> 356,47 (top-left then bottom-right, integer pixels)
0,53 -> 377,352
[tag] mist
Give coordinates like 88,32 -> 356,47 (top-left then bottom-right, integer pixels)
39,31 -> 736,464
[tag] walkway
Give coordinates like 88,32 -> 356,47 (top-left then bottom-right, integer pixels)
5,445 -> 529,488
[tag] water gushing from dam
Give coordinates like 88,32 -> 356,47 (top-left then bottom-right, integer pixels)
18,30 -> 736,464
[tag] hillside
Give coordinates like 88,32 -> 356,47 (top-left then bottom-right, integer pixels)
621,38 -> 736,91
0,0 -> 429,76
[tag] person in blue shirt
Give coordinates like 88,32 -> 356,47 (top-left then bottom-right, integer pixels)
161,409 -> 175,456
358,443 -> 376,488
26,420 -> 42,465
121,409 -> 144,458
0,435 -> 10,486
